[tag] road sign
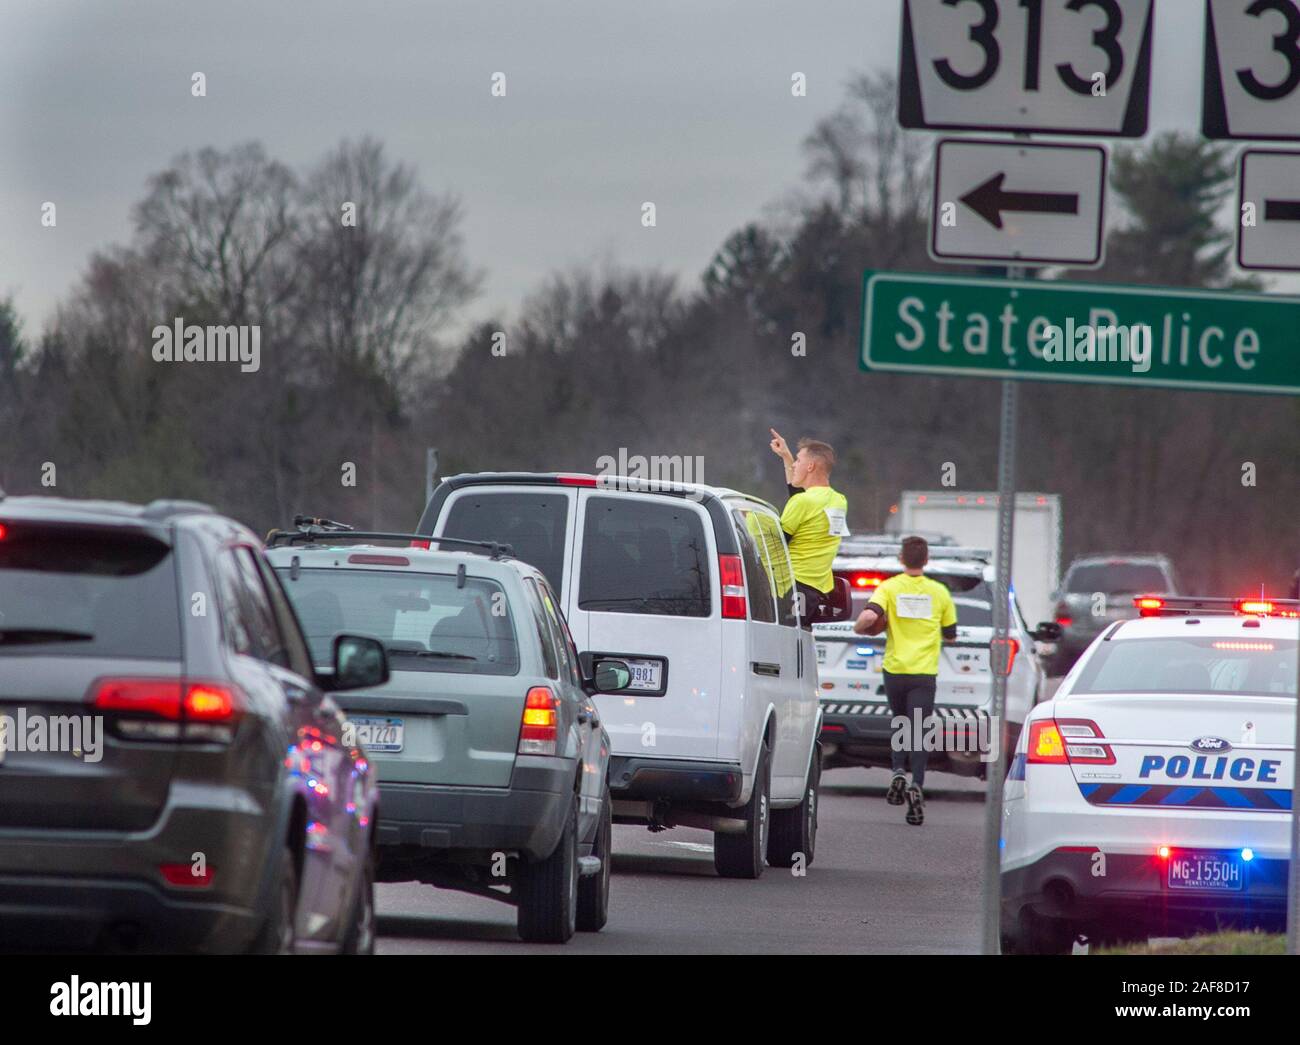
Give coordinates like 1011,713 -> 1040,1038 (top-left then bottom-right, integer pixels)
1238,149 -> 1300,270
931,139 -> 1106,266
1204,0 -> 1300,140
898,0 -> 1154,136
859,270 -> 1300,394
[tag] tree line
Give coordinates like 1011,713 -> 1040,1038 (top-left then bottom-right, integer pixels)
1,75 -> 1295,595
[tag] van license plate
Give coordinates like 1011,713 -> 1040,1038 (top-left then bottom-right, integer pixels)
624,659 -> 662,691
350,716 -> 404,753
1167,851 -> 1243,891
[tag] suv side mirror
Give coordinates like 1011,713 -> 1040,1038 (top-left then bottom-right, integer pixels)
1032,621 -> 1063,642
819,576 -> 853,624
590,658 -> 632,693
321,634 -> 390,691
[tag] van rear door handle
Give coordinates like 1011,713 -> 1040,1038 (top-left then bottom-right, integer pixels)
751,661 -> 781,677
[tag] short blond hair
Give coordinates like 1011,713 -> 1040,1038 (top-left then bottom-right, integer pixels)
797,437 -> 836,474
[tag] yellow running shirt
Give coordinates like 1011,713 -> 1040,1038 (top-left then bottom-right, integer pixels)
779,485 -> 848,593
868,573 -> 957,675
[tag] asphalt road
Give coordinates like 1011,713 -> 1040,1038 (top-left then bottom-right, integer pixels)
376,766 -> 986,954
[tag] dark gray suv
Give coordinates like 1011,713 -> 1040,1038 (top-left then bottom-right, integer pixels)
0,495 -> 389,954
1048,553 -> 1179,675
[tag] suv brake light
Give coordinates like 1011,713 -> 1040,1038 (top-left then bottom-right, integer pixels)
518,686 -> 559,755
719,554 -> 747,619
92,678 -> 243,742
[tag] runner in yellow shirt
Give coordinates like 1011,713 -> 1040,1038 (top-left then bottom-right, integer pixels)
768,429 -> 848,628
853,535 -> 958,826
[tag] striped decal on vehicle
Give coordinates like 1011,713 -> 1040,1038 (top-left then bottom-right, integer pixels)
819,702 -> 989,720
1076,782 -> 1293,812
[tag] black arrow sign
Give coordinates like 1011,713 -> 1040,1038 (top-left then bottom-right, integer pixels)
960,172 -> 1080,230
1264,198 -> 1300,223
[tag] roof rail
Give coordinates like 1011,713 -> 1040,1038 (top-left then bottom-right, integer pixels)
265,524 -> 513,559
141,499 -> 216,520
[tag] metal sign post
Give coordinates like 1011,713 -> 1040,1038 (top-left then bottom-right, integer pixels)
980,264 -> 1024,955
1291,628 -> 1300,954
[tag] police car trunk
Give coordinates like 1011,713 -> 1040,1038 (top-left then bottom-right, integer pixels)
813,543 -> 1005,778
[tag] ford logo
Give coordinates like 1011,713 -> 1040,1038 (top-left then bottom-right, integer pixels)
1190,736 -> 1232,753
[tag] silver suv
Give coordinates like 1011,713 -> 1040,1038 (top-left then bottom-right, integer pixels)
264,520 -> 626,943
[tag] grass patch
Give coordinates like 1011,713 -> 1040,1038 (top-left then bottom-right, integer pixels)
1095,930 -> 1285,955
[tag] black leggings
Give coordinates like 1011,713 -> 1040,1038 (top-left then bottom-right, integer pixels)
884,671 -> 938,787
795,581 -> 826,629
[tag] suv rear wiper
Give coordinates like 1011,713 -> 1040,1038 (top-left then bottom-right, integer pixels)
0,628 -> 95,645
386,647 -> 479,662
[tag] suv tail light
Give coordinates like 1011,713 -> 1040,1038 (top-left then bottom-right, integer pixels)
91,678 -> 243,742
1026,717 -> 1115,765
719,554 -> 747,619
990,636 -> 1019,676
518,686 -> 559,756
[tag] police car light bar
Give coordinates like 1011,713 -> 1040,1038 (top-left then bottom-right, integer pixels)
1133,595 -> 1300,618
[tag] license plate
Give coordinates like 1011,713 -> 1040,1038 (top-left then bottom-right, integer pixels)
350,716 -> 404,753
624,659 -> 662,691
1167,851 -> 1243,891
816,644 -> 828,665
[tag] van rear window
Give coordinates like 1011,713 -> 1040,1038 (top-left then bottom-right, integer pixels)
441,492 -> 569,593
0,528 -> 181,659
579,497 -> 710,617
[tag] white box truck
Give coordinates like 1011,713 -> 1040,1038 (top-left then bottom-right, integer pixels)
885,491 -> 1062,628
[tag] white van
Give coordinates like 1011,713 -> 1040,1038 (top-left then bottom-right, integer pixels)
417,472 -> 848,877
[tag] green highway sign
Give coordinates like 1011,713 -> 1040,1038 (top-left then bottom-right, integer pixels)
860,271 -> 1300,395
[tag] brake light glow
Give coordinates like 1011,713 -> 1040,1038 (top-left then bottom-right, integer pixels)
0,523 -> 7,540
518,686 -> 559,755
93,678 -> 184,719
719,554 -> 747,619
1055,616 -> 1073,627
160,863 -> 215,888
184,683 -> 238,721
348,553 -> 410,566
1213,641 -> 1275,651
990,636 -> 1019,677
1158,845 -> 1170,860
1027,721 -> 1067,764
92,678 -> 242,741
556,474 -> 597,487
1135,596 -> 1165,616
1026,718 -> 1114,765
409,540 -> 432,549
850,572 -> 886,588
1237,599 -> 1274,615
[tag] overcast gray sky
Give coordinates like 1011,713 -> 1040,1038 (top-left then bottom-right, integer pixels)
1,1 -> 1215,339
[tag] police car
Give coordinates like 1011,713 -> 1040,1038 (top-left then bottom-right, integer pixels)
1001,595 -> 1299,953
813,539 -> 1056,779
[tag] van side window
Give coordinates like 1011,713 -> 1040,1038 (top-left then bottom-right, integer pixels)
442,493 -> 569,593
578,497 -> 710,618
732,511 -> 775,623
749,511 -> 798,627
524,578 -> 560,680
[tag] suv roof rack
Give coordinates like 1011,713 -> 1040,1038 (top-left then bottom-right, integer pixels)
265,517 -> 513,559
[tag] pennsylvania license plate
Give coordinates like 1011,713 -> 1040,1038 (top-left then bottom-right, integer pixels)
624,659 -> 663,691
1167,851 -> 1243,891
350,716 -> 404,753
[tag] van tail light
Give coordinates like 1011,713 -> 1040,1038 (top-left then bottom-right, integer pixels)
518,686 -> 559,756
1026,718 -> 1114,765
91,678 -> 243,742
719,554 -> 747,619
